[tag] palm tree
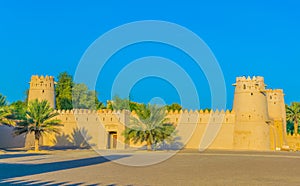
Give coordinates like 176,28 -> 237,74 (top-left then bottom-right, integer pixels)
123,104 -> 176,150
286,102 -> 300,135
0,94 -> 15,126
14,99 -> 63,151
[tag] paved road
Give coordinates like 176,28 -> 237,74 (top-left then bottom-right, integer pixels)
0,149 -> 300,185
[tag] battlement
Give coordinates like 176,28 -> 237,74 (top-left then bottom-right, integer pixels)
31,75 -> 54,81
53,108 -> 236,126
233,76 -> 267,92
166,109 -> 234,115
265,89 -> 284,94
235,76 -> 264,82
54,109 -> 129,115
29,75 -> 55,89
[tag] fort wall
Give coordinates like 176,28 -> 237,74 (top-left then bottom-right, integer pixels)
0,75 -> 290,151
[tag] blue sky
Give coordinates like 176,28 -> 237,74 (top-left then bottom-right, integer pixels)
0,1 -> 299,109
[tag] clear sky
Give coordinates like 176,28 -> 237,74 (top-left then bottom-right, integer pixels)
0,1 -> 299,109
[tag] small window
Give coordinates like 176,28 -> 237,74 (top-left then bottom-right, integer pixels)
42,90 -> 45,93
176,118 -> 178,122
50,83 -> 51,87
103,117 -> 105,121
251,93 -> 253,96
110,118 -> 113,122
243,84 -> 246,90
270,96 -> 272,100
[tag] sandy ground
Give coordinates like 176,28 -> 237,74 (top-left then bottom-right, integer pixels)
0,149 -> 300,185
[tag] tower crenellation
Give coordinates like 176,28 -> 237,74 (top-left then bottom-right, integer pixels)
233,76 -> 266,93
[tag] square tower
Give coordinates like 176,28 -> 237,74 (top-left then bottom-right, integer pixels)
28,75 -> 56,108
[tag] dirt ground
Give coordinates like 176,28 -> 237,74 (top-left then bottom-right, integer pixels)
0,149 -> 300,185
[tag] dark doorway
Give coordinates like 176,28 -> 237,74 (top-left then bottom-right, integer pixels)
107,131 -> 117,149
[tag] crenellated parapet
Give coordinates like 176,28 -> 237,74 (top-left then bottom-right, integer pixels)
53,108 -> 236,126
265,89 -> 284,102
233,76 -> 266,93
29,75 -> 55,89
159,109 -> 234,124
54,109 -> 130,125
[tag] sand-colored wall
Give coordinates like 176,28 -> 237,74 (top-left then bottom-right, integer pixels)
167,110 -> 235,150
26,109 -> 128,150
0,125 -> 25,148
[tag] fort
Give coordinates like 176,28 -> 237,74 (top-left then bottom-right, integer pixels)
1,75 -> 300,151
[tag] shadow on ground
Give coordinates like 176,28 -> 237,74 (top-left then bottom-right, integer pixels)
0,154 -> 130,181
0,153 -> 48,160
0,179 -> 99,185
0,178 -> 132,186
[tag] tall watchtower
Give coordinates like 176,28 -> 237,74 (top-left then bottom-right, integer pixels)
28,75 -> 56,108
232,76 -> 271,150
266,89 -> 287,149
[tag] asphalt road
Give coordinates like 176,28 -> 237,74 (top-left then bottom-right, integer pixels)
0,149 -> 300,185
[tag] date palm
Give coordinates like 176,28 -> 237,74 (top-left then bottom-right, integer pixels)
123,104 -> 176,150
0,94 -> 15,126
14,99 -> 62,151
286,102 -> 300,135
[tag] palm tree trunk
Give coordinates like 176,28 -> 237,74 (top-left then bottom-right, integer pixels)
147,141 -> 152,151
294,120 -> 298,135
34,133 -> 39,152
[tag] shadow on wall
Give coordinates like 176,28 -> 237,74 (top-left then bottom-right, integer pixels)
0,125 -> 25,148
53,127 -> 95,149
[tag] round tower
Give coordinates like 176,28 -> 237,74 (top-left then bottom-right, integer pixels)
232,76 -> 271,150
28,75 -> 56,108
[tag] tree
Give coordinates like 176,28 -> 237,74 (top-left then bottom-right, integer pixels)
14,99 -> 63,151
72,83 -> 100,109
286,102 -> 300,135
10,100 -> 27,120
55,72 -> 74,110
123,104 -> 176,150
108,96 -> 144,111
166,103 -> 182,112
0,94 -> 15,126
108,95 -> 130,110
55,72 -> 105,110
